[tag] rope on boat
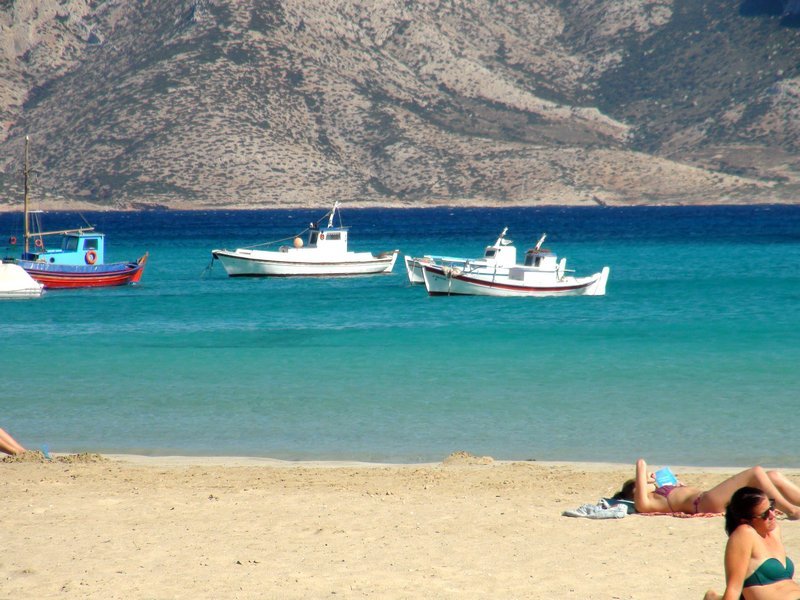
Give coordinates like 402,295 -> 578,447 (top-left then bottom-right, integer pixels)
239,228 -> 310,250
200,254 -> 217,278
234,205 -> 341,250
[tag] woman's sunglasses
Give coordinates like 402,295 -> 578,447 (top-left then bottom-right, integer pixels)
753,499 -> 776,520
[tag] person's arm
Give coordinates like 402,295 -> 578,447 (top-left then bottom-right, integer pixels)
633,458 -> 659,512
718,528 -> 753,600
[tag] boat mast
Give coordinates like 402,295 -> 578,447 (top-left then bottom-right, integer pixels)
19,136 -> 95,244
23,135 -> 30,254
327,201 -> 340,228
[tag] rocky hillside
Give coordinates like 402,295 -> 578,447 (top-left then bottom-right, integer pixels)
0,0 -> 799,210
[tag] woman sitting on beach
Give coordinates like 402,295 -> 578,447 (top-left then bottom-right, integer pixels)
704,486 -> 800,600
613,458 -> 800,519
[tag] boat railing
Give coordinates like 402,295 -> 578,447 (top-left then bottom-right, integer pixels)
424,255 -> 466,263
461,260 -> 502,275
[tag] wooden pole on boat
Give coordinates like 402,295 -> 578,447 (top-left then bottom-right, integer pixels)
23,135 -> 30,255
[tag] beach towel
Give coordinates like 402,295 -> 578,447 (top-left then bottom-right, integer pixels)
562,499 -> 629,519
603,497 -> 636,514
637,511 -> 723,518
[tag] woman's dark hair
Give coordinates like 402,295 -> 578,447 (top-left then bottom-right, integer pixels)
613,479 -> 635,501
725,486 -> 767,536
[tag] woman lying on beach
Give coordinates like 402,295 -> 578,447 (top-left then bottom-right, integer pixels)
0,426 -> 26,456
613,458 -> 800,519
704,486 -> 800,600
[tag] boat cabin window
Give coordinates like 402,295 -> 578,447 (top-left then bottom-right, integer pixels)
485,249 -> 496,258
83,238 -> 99,250
310,232 -> 319,244
63,237 -> 79,252
324,232 -> 342,241
525,253 -> 542,267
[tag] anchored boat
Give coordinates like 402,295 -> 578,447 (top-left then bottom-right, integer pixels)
211,202 -> 398,277
0,260 -> 44,298
6,137 -> 148,289
419,231 -> 609,297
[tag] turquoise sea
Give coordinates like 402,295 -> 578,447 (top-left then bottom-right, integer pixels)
1,205 -> 799,466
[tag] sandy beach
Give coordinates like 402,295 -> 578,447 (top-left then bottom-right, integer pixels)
3,452 -> 800,599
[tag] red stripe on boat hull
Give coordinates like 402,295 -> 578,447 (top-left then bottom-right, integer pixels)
423,265 -> 596,296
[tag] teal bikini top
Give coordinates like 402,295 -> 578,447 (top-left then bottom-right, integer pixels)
743,556 -> 795,588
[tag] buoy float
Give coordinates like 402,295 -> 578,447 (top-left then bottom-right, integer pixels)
34,238 -> 43,248
85,250 -> 98,265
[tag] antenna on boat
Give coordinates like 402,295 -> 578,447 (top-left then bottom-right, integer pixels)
327,201 -> 340,228
494,227 -> 509,247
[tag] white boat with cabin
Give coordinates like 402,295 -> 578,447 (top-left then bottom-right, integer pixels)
211,202 -> 399,277
420,232 -> 609,297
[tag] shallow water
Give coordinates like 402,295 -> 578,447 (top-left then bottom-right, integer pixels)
2,205 -> 798,465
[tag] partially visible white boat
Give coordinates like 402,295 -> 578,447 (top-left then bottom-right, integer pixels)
420,232 -> 610,297
404,228 -> 512,284
404,255 -> 467,285
211,202 -> 399,277
0,260 -> 45,298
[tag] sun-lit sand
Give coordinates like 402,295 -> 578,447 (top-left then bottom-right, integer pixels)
3,451 -> 800,599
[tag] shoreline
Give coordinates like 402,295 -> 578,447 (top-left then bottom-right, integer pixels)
5,452 -> 800,598
90,453 -> 800,474
15,451 -> 799,474
1,199 -> 799,213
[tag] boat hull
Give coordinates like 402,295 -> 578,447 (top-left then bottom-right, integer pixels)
422,264 -> 610,297
212,249 -> 399,277
404,255 -> 425,284
17,253 -> 148,289
0,262 -> 44,298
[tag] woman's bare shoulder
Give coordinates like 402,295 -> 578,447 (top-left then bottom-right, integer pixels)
727,524 -> 759,548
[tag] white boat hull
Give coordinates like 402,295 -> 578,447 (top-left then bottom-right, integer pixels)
0,262 -> 45,298
422,264 -> 610,297
212,248 -> 399,277
404,255 -> 425,284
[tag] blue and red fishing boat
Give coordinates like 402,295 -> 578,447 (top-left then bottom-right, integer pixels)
6,136 -> 147,289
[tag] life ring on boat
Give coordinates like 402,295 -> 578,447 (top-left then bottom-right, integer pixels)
85,250 -> 98,265
319,233 -> 325,240
8,236 -> 16,245
34,238 -> 43,248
